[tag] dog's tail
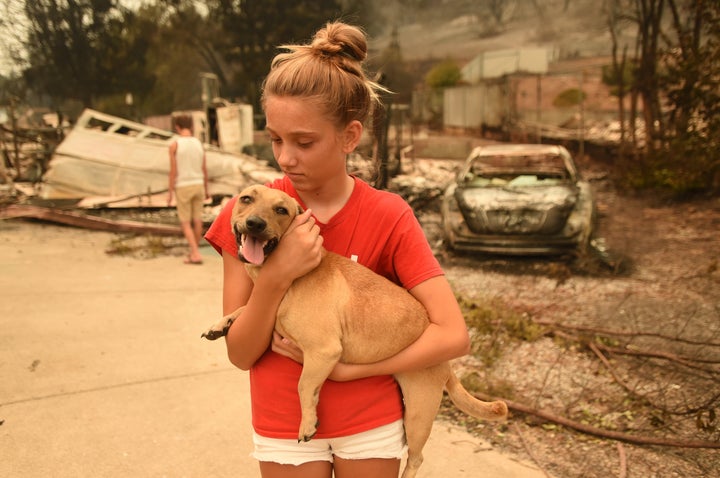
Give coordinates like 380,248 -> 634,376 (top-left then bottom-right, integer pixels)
445,372 -> 508,421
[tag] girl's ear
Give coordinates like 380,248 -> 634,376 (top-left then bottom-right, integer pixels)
341,120 -> 363,154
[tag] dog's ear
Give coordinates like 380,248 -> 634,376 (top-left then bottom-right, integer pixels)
294,199 -> 304,215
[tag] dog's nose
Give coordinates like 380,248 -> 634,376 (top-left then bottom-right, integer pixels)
245,216 -> 267,233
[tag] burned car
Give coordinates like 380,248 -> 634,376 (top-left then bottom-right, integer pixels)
442,144 -> 595,255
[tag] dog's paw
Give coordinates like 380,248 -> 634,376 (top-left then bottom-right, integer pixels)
298,432 -> 316,443
200,329 -> 225,340
298,420 -> 319,443
200,317 -> 235,340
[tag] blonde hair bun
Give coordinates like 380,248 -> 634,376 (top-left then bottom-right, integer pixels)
310,22 -> 367,63
262,21 -> 387,129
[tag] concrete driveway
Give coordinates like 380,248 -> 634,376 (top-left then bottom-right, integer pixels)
0,219 -> 548,477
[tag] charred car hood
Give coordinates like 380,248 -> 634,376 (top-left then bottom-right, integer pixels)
454,184 -> 579,235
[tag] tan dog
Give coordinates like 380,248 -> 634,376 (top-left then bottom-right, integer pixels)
202,184 -> 507,478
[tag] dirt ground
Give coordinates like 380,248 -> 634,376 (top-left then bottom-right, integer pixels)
420,156 -> 720,477
6,152 -> 719,477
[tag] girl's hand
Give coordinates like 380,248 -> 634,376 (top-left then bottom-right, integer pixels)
272,332 -> 365,382
271,331 -> 304,363
262,209 -> 323,284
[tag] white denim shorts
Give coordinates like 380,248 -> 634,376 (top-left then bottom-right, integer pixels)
251,419 -> 407,465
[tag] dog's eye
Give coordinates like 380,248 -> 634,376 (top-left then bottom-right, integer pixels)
275,206 -> 289,216
239,195 -> 252,204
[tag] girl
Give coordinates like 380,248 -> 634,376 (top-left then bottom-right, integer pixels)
205,21 -> 470,478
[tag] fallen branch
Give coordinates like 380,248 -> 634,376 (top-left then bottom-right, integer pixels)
473,392 -> 720,449
617,442 -> 627,478
588,341 -> 637,397
534,319 -> 720,348
596,341 -> 720,368
591,340 -> 720,418
552,330 -> 719,375
588,341 -> 720,416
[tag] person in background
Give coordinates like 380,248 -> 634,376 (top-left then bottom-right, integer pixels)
168,114 -> 209,265
204,21 -> 470,478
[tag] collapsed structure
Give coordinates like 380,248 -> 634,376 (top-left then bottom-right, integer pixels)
0,109 -> 281,234
40,109 -> 280,206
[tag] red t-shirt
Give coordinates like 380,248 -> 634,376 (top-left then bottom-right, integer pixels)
204,176 -> 443,438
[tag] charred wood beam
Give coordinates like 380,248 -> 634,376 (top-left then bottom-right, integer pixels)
0,204 -> 183,236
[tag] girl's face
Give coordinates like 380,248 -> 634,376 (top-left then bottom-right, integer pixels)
264,96 -> 360,193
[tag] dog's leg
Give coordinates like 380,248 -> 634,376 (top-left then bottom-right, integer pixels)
296,344 -> 342,442
394,363 -> 450,478
201,306 -> 246,340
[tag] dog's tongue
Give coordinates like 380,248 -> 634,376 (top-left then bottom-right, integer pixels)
241,235 -> 266,265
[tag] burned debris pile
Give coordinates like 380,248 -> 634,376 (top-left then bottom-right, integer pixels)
1,109 -> 281,234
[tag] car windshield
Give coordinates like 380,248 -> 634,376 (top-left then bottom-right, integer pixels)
465,153 -> 570,186
471,153 -> 568,178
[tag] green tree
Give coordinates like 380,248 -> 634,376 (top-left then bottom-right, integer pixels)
202,0 -> 345,110
147,0 -> 380,116
371,26 -> 415,103
609,0 -> 720,195
658,0 -> 720,194
664,0 -> 719,140
21,0 -> 156,110
425,59 -> 462,88
139,1 -> 223,115
552,88 -> 587,108
605,0 -> 635,146
339,0 -> 384,36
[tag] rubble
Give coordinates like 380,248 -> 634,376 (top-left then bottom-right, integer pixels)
0,109 -> 281,234
389,148 -> 459,211
1,107 -> 636,235
39,109 -> 280,202
0,204 -> 184,236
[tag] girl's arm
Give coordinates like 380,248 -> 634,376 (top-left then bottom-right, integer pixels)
222,210 -> 323,370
